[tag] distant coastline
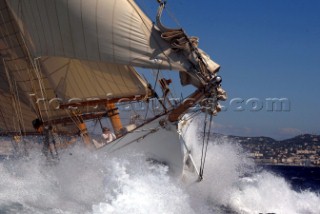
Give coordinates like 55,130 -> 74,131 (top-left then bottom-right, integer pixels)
211,133 -> 320,167
256,163 -> 320,168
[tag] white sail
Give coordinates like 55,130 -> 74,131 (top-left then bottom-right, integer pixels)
0,0 -> 149,133
0,89 -> 37,133
1,0 -> 224,132
40,56 -> 149,100
6,0 -> 190,71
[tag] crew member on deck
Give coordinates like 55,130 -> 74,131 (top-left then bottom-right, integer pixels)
32,118 -> 58,160
102,127 -> 116,144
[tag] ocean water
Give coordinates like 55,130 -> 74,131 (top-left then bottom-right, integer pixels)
1,118 -> 320,214
262,165 -> 320,193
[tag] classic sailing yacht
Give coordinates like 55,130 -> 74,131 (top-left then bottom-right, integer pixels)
0,0 -> 226,178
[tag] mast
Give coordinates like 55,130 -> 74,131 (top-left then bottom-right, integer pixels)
105,102 -> 123,137
78,122 -> 91,146
70,110 -> 92,146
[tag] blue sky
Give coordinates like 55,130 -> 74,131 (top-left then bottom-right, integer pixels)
137,0 -> 320,139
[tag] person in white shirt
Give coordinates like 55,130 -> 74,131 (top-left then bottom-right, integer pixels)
102,127 -> 116,144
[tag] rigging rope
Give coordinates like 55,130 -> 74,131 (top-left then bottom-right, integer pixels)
0,8 -> 27,134
13,79 -> 26,134
34,58 -> 52,122
98,118 -> 103,130
3,59 -> 22,135
65,109 -> 82,130
144,101 -> 150,120
198,111 -> 213,181
153,69 -> 161,92
164,2 -> 182,29
20,32 -> 44,120
183,109 -> 201,122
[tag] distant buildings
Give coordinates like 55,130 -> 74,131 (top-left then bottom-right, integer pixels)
215,134 -> 320,167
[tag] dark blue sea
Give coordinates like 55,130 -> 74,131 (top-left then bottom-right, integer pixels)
261,165 -> 320,193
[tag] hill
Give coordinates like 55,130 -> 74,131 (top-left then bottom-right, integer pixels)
211,133 -> 320,166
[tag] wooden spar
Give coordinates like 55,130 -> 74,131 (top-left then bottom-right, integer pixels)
168,90 -> 205,122
105,102 -> 123,136
58,95 -> 146,137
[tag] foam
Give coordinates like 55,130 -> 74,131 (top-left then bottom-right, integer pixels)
0,116 -> 319,213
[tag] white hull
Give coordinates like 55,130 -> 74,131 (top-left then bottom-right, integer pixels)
97,115 -> 186,177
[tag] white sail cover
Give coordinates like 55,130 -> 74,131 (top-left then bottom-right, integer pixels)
6,0 -> 190,71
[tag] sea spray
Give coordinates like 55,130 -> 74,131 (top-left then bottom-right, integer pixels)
180,115 -> 255,210
182,115 -> 320,213
0,143 -> 194,213
0,145 -> 108,213
1,116 -> 320,213
92,156 -> 194,214
228,170 -> 320,213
